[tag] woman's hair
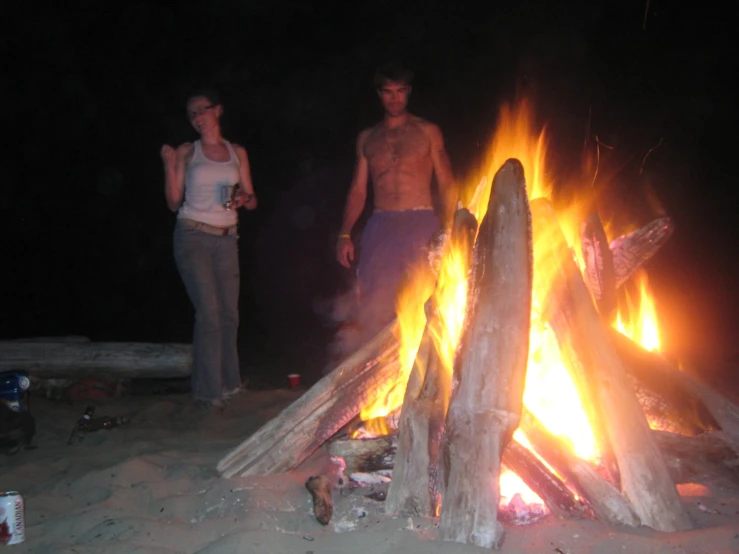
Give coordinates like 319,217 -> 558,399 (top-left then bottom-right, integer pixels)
185,87 -> 222,108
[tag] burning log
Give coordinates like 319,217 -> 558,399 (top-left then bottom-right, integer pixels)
653,430 -> 739,488
520,410 -> 640,527
305,475 -> 333,525
610,217 -> 674,289
439,159 -> 533,549
531,198 -> 692,532
328,435 -> 397,474
386,208 -> 478,518
609,328 -> 739,455
540,221 -> 621,488
217,321 -> 402,477
580,212 -> 617,321
501,439 -> 587,519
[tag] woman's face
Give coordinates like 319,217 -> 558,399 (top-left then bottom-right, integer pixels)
186,96 -> 222,135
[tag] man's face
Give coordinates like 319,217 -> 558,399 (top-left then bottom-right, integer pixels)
377,81 -> 411,117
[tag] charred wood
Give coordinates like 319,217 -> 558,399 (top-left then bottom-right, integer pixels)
386,208 -> 478,518
305,475 -> 333,525
610,217 -> 674,288
580,212 -> 618,321
327,435 -> 397,474
653,430 -> 739,488
520,410 -> 640,527
609,328 -> 739,455
502,439 -> 587,519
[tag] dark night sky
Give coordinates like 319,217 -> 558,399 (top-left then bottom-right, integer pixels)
3,1 -> 737,380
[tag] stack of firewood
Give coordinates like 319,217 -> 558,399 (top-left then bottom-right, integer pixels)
217,159 -> 739,549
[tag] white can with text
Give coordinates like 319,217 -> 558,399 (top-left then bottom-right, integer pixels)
0,491 -> 25,545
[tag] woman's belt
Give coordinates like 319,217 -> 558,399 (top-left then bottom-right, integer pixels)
179,218 -> 238,236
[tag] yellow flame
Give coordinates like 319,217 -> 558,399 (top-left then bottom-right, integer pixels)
614,269 -> 661,352
357,263 -> 435,427
465,98 -> 552,220
524,317 -> 598,460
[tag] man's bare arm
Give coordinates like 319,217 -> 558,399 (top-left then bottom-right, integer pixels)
339,131 -> 371,236
427,123 -> 457,228
336,131 -> 370,267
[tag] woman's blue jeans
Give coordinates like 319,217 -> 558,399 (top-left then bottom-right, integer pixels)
173,220 -> 241,400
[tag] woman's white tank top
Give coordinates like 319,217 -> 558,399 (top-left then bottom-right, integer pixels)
177,140 -> 240,227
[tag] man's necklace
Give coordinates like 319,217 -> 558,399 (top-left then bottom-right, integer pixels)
386,138 -> 399,164
382,123 -> 406,165
384,130 -> 402,165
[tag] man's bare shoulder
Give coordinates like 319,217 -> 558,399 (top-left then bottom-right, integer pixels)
356,126 -> 380,151
412,116 -> 443,137
359,124 -> 381,140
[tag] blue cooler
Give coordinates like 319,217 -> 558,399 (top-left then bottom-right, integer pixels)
0,371 -> 31,412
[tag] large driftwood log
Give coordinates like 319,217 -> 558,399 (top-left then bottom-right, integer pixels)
439,159 -> 533,549
0,341 -> 192,378
520,410 -> 640,527
9,336 -> 92,343
217,320 -> 402,477
386,208 -> 478,518
531,198 -> 692,532
609,328 -> 739,455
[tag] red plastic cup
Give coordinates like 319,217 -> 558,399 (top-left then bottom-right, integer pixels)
287,374 -> 300,388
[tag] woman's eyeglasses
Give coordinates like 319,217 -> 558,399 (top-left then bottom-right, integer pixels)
188,105 -> 215,120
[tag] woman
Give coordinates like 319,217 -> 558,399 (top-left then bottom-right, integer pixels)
160,90 -> 257,409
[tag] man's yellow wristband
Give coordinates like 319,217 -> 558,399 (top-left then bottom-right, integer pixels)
338,233 -> 351,240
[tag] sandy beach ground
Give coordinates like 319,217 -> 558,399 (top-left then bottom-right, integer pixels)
2,386 -> 739,554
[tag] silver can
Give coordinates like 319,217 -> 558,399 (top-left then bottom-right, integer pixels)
0,491 -> 25,545
221,183 -> 239,210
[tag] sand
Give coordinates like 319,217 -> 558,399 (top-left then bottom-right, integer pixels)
2,387 -> 739,553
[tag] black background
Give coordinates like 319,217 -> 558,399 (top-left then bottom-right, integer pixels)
4,1 -> 737,385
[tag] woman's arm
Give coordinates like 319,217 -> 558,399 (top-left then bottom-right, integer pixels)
233,144 -> 257,210
161,143 -> 193,212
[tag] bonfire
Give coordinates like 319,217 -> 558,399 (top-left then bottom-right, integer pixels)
217,98 -> 739,549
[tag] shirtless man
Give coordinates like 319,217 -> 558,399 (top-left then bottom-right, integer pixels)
332,63 -> 457,360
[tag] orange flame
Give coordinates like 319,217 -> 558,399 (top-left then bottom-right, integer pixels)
614,269 -> 661,352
